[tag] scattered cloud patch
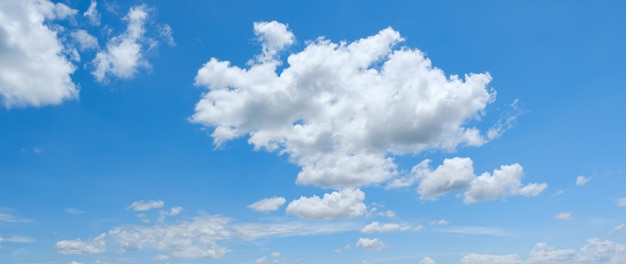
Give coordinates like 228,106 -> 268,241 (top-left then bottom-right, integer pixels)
55,233 -> 106,254
0,0 -> 79,107
429,219 -> 449,225
248,197 -> 286,212
576,176 -> 591,186
618,198 -> 626,207
83,0 -> 100,26
286,188 -> 366,219
271,252 -> 281,258
612,224 -> 626,234
192,21 -> 500,189
71,30 -> 99,51
462,238 -> 626,264
356,238 -> 386,250
4,235 -> 35,243
127,200 -> 164,211
0,212 -> 30,223
256,256 -> 267,263
555,212 -> 574,221
360,221 -> 411,234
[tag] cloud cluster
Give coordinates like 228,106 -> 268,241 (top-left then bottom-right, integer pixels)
461,238 -> 626,264
390,157 -> 547,203
192,21 -> 499,189
55,210 -> 358,258
0,0 -> 173,108
0,0 -> 78,107
286,188 -> 366,219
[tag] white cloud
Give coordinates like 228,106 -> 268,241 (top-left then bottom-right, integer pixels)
107,215 -> 231,258
256,256 -> 267,264
460,253 -> 523,264
575,176 -> 591,186
356,238 -> 386,250
253,21 -> 294,60
429,219 -> 449,225
464,162 -> 547,203
463,238 -> 626,264
83,0 -> 100,26
271,252 -> 281,258
248,197 -> 286,212
158,24 -> 176,47
4,235 -> 35,243
360,221 -> 411,234
169,206 -> 183,216
555,212 -> 574,221
391,157 -> 546,203
618,198 -> 626,207
192,21 -> 500,189
155,254 -> 169,260
234,221 -> 358,240
55,233 -> 106,254
92,4 -> 151,82
419,257 -> 436,264
286,188 -> 366,219
0,0 -> 79,107
441,226 -> 510,236
127,200 -> 164,211
527,242 -> 576,263
71,30 -> 99,51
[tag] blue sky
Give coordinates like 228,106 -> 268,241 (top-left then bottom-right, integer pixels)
1,0 -> 626,263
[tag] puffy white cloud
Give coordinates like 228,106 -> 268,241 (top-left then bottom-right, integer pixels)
461,253 -> 523,264
577,238 -> 626,263
527,242 -> 576,263
71,30 -> 99,51
360,221 -> 411,234
55,233 -> 106,254
618,198 -> 626,207
83,0 -> 100,26
554,212 -> 574,221
127,200 -> 164,211
356,238 -> 386,250
92,5 -> 151,82
286,188 -> 366,219
391,157 -> 546,203
253,21 -> 294,60
464,163 -> 547,203
248,197 -> 286,212
419,257 -> 436,264
575,176 -> 591,186
415,158 -> 474,200
0,0 -> 79,107
271,251 -> 281,258
192,21 -> 499,189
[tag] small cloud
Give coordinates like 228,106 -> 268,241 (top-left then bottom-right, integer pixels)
356,238 -> 386,250
127,200 -> 164,211
553,189 -> 565,197
256,256 -> 267,264
429,219 -> 449,225
555,212 -> 574,221
65,208 -> 85,214
618,198 -> 626,207
33,147 -> 42,154
419,257 -> 436,264
613,224 -> 626,234
155,254 -> 169,260
0,212 -> 30,223
248,197 -> 286,212
576,176 -> 591,186
4,235 -> 35,243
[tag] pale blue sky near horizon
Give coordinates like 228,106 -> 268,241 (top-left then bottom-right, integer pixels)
1,1 -> 625,263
